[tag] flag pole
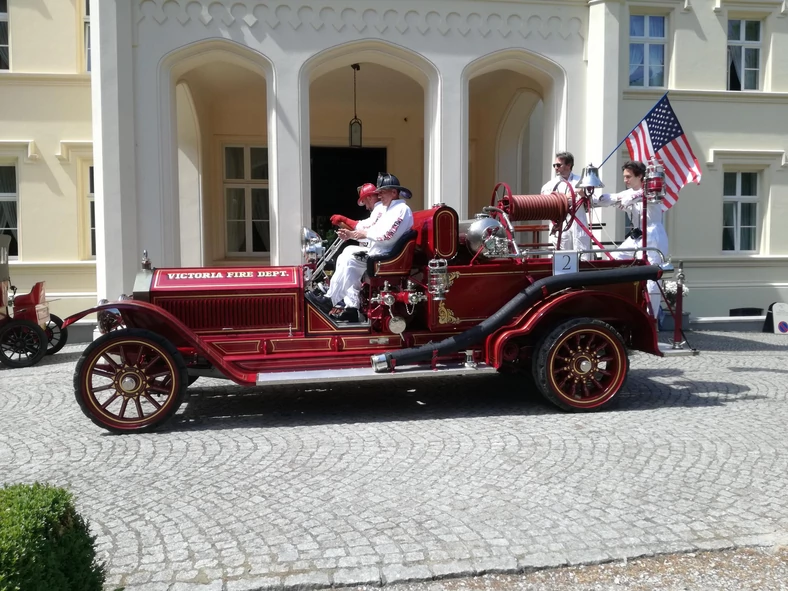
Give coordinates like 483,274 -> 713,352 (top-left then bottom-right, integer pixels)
598,90 -> 670,167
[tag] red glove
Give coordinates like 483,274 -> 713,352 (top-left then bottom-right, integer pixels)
330,215 -> 358,229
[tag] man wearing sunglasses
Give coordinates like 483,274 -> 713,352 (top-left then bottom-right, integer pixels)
540,151 -> 589,257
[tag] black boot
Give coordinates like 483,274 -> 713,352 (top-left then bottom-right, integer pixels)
334,307 -> 359,323
307,292 -> 334,314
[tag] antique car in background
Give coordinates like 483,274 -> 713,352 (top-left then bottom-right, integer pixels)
0,235 -> 68,369
62,181 -> 691,434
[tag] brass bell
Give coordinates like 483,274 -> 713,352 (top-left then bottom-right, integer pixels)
577,164 -> 605,189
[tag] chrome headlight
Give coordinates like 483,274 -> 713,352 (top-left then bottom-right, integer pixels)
301,227 -> 325,263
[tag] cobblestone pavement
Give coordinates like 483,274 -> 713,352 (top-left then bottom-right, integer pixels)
1,331 -> 787,591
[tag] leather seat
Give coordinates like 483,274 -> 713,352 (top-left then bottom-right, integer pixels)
366,229 -> 418,277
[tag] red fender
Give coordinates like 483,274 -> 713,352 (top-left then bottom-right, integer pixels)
485,289 -> 660,368
63,301 -> 254,385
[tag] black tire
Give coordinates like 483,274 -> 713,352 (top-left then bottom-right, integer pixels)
532,318 -> 629,412
44,314 -> 68,355
73,328 -> 189,433
0,319 -> 48,369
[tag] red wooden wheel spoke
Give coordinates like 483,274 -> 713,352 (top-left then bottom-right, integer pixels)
91,383 -> 116,394
118,397 -> 130,418
134,397 -> 144,418
590,376 -> 604,390
100,353 -> 120,371
92,367 -> 116,379
100,393 -> 121,410
148,370 -> 173,380
142,354 -> 162,370
147,384 -> 172,395
141,394 -> 163,410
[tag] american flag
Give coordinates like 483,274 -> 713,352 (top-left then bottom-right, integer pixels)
625,94 -> 702,210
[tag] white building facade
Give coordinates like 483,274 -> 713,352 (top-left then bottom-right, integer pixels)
3,0 -> 786,321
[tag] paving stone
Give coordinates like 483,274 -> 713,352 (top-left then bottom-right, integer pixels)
1,334 -> 787,590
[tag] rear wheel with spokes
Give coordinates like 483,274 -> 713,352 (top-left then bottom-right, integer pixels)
0,319 -> 48,368
73,328 -> 188,433
533,318 -> 628,412
45,314 -> 68,355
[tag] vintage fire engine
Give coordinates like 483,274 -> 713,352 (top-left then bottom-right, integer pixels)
62,166 -> 694,433
0,235 -> 69,368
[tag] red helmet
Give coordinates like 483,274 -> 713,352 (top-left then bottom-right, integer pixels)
357,183 -> 378,206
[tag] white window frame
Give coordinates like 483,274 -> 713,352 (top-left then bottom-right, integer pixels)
87,164 -> 95,258
1,0 -> 10,71
83,0 -> 90,73
628,14 -> 667,88
727,18 -> 761,91
722,171 -> 759,253
223,145 -> 270,257
0,163 -> 18,260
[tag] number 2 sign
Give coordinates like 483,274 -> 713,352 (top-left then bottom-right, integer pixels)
552,251 -> 579,276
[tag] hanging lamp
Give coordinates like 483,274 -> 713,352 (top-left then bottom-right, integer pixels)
349,63 -> 362,148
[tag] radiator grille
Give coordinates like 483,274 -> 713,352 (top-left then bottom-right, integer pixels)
155,295 -> 296,332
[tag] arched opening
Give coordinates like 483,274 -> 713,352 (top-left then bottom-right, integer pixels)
464,50 -> 566,216
161,41 -> 274,266
302,41 -> 439,237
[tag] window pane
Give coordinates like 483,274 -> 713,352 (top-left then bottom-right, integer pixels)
744,69 -> 758,90
0,202 -> 18,257
90,201 -> 96,256
251,188 -> 269,220
649,44 -> 665,66
649,66 -> 664,87
630,15 -> 645,37
630,65 -> 644,86
740,202 -> 757,226
727,46 -> 742,91
85,0 -> 90,16
226,222 -> 246,253
723,201 -> 736,226
0,0 -> 8,14
740,172 -> 757,196
0,166 -> 15,192
744,47 -> 759,69
252,222 -> 270,252
224,147 -> 244,180
744,20 -> 760,42
648,16 -> 665,38
740,226 -> 756,250
250,147 -> 268,180
723,172 -> 737,196
0,21 -> 8,45
722,227 -> 735,251
225,188 -> 245,220
88,166 -> 95,193
727,19 -> 741,41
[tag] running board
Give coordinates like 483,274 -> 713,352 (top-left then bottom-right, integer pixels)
256,362 -> 496,386
658,342 -> 700,357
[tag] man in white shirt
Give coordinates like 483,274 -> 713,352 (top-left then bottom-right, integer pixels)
541,151 -> 588,255
321,173 -> 414,323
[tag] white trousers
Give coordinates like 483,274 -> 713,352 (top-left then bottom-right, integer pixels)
327,245 -> 367,308
610,236 -> 662,318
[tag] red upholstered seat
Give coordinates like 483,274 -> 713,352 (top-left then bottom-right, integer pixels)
12,281 -> 45,311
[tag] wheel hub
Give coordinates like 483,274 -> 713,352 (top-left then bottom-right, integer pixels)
574,356 -> 595,376
119,374 -> 140,393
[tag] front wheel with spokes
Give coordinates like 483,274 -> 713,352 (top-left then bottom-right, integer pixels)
73,328 -> 188,433
533,318 -> 629,412
45,314 -> 69,355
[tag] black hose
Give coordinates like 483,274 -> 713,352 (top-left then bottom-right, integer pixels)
373,264 -> 661,371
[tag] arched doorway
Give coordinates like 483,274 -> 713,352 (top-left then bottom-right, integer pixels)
303,40 -> 439,234
464,49 -> 566,216
163,41 -> 274,266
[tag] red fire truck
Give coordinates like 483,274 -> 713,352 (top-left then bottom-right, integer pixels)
62,174 -> 694,433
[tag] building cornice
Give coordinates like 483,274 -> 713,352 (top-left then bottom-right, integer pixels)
0,141 -> 40,164
623,89 -> 788,104
57,141 -> 94,163
0,72 -> 92,87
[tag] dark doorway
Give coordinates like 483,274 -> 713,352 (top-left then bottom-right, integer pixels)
310,147 -> 387,239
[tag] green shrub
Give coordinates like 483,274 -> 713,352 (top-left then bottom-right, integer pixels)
0,483 -> 106,591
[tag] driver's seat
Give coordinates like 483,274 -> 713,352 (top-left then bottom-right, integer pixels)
366,229 -> 418,278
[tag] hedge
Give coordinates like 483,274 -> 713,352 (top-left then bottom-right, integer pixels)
0,483 -> 106,591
